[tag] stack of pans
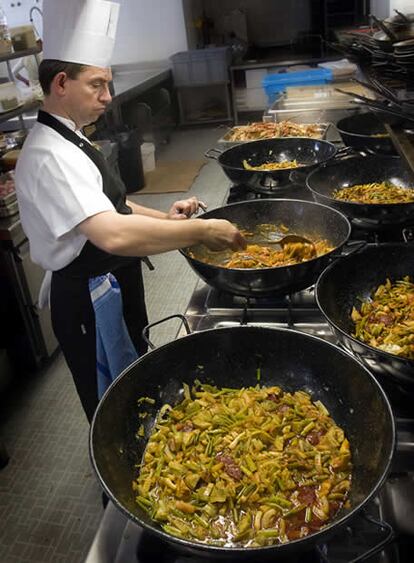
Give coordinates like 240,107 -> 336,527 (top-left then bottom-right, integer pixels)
394,39 -> 414,70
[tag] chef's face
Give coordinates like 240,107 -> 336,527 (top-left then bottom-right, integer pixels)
64,66 -> 113,127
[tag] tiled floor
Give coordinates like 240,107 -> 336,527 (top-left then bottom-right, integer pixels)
0,126 -> 229,563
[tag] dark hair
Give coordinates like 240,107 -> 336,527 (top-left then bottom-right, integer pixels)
39,59 -> 86,95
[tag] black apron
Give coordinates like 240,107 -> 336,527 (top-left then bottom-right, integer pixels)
39,111 -> 148,422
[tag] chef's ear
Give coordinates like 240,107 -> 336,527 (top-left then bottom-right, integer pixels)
52,72 -> 69,96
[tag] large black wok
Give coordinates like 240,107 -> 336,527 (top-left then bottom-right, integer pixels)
180,199 -> 351,297
316,243 -> 414,386
306,155 -> 414,227
90,326 -> 395,561
206,138 -> 339,194
336,112 -> 397,155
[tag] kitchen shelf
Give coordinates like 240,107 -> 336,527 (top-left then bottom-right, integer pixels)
0,45 -> 41,64
0,100 -> 41,126
0,46 -> 42,131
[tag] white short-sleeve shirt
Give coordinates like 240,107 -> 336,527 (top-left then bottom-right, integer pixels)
15,114 -> 115,271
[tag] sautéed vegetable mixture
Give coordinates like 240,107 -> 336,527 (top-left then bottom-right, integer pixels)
133,384 -> 352,547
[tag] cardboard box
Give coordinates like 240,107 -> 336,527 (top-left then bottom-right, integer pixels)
10,25 -> 37,51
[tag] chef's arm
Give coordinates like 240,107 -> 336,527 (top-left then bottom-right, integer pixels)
126,196 -> 206,220
126,199 -> 167,219
77,210 -> 245,255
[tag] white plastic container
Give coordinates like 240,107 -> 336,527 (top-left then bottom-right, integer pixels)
245,69 -> 267,89
0,82 -> 19,113
141,142 -> 155,173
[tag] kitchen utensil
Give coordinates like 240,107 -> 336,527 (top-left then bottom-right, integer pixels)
371,14 -> 399,42
337,115 -> 403,146
180,199 -> 351,297
316,243 -> 414,386
253,233 -> 315,247
90,325 -> 395,561
205,138 -> 341,194
306,155 -> 414,227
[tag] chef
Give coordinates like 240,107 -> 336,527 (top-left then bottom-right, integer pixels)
15,0 -> 245,423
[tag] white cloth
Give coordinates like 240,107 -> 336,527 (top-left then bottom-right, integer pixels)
15,113 -> 116,307
43,0 -> 120,68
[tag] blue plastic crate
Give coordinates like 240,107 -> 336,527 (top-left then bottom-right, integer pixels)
262,68 -> 333,104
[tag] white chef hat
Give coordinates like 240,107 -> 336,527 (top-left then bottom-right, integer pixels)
43,0 -> 120,68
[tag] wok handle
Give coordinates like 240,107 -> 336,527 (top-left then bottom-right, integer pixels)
204,147 -> 224,160
321,146 -> 360,168
316,512 -> 394,563
334,146 -> 360,159
142,314 -> 191,350
339,240 -> 367,258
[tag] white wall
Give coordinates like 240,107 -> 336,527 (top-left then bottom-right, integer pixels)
389,0 -> 414,16
2,0 -> 43,36
113,0 -> 188,64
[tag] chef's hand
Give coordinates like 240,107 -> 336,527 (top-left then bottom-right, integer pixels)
167,196 -> 207,220
202,219 -> 247,251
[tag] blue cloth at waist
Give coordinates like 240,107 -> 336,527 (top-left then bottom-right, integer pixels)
89,273 -> 139,399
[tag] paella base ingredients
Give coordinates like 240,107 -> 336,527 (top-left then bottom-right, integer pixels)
332,181 -> 414,204
243,159 -> 299,171
225,121 -> 322,142
351,276 -> 414,360
133,383 -> 352,547
204,240 -> 333,269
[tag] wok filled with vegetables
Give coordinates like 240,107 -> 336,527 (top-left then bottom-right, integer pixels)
180,199 -> 350,297
316,243 -> 414,386
307,155 -> 414,227
90,326 -> 394,560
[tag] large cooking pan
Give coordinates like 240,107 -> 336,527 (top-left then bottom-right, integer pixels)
180,199 -> 351,297
316,243 -> 414,387
336,112 -> 397,155
205,138 -> 341,194
306,155 -> 414,227
90,326 -> 395,561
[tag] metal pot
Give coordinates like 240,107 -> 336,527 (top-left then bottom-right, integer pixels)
306,155 -> 414,228
90,325 -> 395,561
336,113 -> 397,155
316,243 -> 414,387
205,138 -> 340,194
180,199 -> 351,297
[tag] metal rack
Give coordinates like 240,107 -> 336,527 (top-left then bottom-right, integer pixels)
0,46 -> 42,130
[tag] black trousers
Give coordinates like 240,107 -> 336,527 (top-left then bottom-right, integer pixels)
50,260 -> 148,423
